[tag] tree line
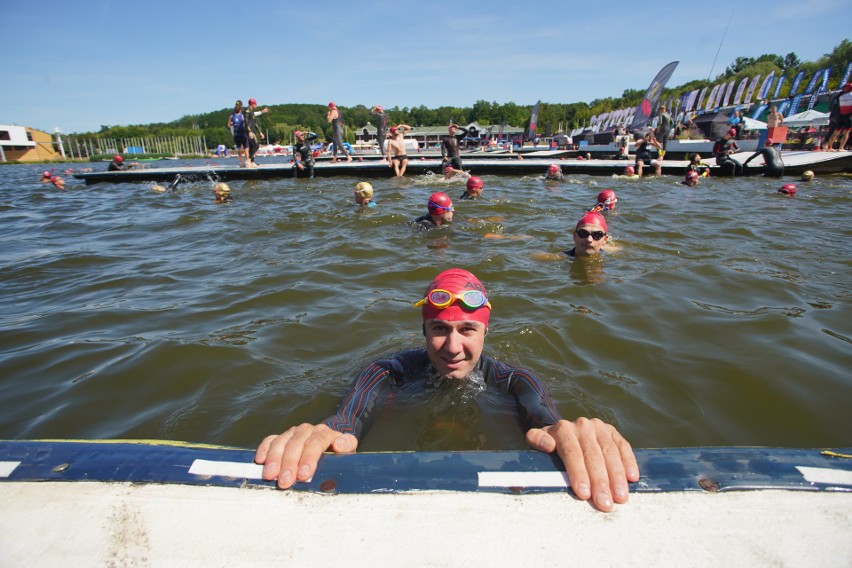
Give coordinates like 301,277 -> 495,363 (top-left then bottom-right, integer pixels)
87,40 -> 851,149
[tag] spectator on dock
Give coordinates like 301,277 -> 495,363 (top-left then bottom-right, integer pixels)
634,131 -> 662,176
245,98 -> 269,169
370,105 -> 388,156
656,105 -> 673,150
744,138 -> 785,177
727,110 -> 744,140
760,105 -> 784,150
254,267 -> 639,513
387,125 -> 412,177
823,83 -> 852,152
414,192 -> 453,230
327,102 -> 353,163
293,130 -> 317,179
227,100 -> 249,168
713,129 -> 743,176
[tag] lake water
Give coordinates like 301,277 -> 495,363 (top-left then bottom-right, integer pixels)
1,160 -> 850,452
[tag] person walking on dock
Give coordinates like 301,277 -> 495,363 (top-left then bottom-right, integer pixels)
245,98 -> 269,169
327,102 -> 353,163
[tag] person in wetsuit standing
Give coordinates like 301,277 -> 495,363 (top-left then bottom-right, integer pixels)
327,102 -> 353,162
370,105 -> 388,156
441,123 -> 473,173
744,137 -> 785,177
713,129 -> 743,176
293,130 -> 317,178
245,98 -> 269,168
255,268 -> 639,513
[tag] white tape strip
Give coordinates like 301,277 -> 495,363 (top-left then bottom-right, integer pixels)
189,459 -> 265,479
795,466 -> 852,486
478,471 -> 570,488
0,461 -> 21,478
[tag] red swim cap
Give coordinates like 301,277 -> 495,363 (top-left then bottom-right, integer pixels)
248,98 -> 257,106
467,176 -> 483,190
114,155 -> 123,163
779,183 -> 797,195
576,211 -> 607,233
389,127 -> 398,135
685,171 -> 699,181
597,189 -> 617,208
625,165 -> 635,175
428,192 -> 453,214
376,105 -> 383,112
42,171 -> 52,178
328,102 -> 335,108
548,164 -> 559,172
421,268 -> 490,326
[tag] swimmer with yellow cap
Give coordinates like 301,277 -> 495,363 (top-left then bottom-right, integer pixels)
354,182 -> 376,208
214,182 -> 232,203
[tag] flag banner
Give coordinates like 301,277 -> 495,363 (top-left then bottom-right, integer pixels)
807,68 -> 832,110
722,80 -> 736,107
803,70 -> 823,95
704,85 -> 720,111
628,61 -> 679,130
744,75 -> 762,103
841,62 -> 852,87
758,72 -> 775,100
733,77 -> 749,105
697,87 -> 709,110
788,94 -> 803,115
713,83 -> 726,109
778,100 -> 791,116
686,89 -> 699,112
750,103 -> 768,120
773,75 -> 787,99
527,102 -> 540,140
789,70 -> 806,96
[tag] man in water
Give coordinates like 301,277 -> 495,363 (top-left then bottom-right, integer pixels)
387,124 -> 413,176
545,164 -> 563,180
370,105 -> 388,156
441,123 -> 473,173
327,102 -> 353,163
564,211 -> 609,257
414,192 -> 453,230
458,176 -> 483,200
293,130 -> 317,179
712,129 -> 743,176
213,182 -> 232,203
744,137 -> 784,177
591,189 -> 617,213
245,98 -> 270,169
255,268 -> 639,512
354,181 -> 376,208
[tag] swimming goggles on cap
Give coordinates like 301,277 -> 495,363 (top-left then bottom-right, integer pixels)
414,289 -> 492,310
428,200 -> 453,211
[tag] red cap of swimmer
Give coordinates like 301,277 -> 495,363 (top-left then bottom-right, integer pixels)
428,192 -> 454,214
248,98 -> 257,106
779,183 -> 797,195
548,164 -> 559,172
114,155 -> 123,163
466,176 -> 483,190
576,211 -> 607,233
376,105 -> 383,112
389,126 -> 398,135
42,171 -> 52,178
597,189 -> 617,208
625,165 -> 635,175
685,171 -> 699,180
421,268 -> 490,326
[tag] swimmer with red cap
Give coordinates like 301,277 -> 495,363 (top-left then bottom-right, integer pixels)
40,170 -> 52,183
682,170 -> 700,187
255,268 -> 640,512
592,189 -> 618,212
778,183 -> 797,196
108,154 -> 136,171
459,176 -> 483,200
565,211 -> 609,257
414,192 -> 454,229
545,163 -> 563,180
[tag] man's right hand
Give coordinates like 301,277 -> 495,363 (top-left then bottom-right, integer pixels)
255,424 -> 358,489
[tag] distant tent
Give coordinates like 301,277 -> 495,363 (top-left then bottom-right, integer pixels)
783,109 -> 830,127
742,117 -> 767,131
693,112 -> 731,140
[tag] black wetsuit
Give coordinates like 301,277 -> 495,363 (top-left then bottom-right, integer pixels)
371,109 -> 388,154
744,145 -> 784,177
458,191 -> 475,200
108,161 -> 129,171
413,214 -> 439,230
686,162 -> 711,176
441,128 -> 471,172
657,111 -> 672,149
293,134 -> 317,178
322,349 -> 561,440
330,110 -> 350,159
245,106 -> 264,163
713,137 -> 743,176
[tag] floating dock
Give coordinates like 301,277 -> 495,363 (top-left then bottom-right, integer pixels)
72,150 -> 852,185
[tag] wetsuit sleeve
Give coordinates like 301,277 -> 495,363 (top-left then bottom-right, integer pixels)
322,359 -> 398,439
486,357 -> 562,429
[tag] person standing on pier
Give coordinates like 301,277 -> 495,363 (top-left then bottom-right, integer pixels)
370,105 -> 389,156
656,106 -> 673,150
327,102 -> 353,163
441,123 -> 472,174
227,100 -> 249,168
293,130 -> 317,179
245,98 -> 270,169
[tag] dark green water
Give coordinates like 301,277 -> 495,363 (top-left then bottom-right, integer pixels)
1,161 -> 850,451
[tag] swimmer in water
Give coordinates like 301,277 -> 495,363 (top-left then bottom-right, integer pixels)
801,170 -> 814,182
564,211 -> 609,257
545,164 -> 563,180
414,192 -> 453,230
682,171 -> 700,187
354,181 -> 376,208
458,176 -> 483,200
40,171 -> 53,183
778,183 -> 796,196
254,267 -> 639,513
50,176 -> 66,190
744,138 -> 785,177
214,182 -> 233,203
591,189 -> 617,213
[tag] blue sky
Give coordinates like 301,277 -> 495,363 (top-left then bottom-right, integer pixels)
2,0 -> 849,133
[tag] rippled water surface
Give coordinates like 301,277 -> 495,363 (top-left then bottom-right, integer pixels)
1,160 -> 850,451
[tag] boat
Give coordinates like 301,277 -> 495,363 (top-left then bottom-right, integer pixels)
1,440 -> 850,565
